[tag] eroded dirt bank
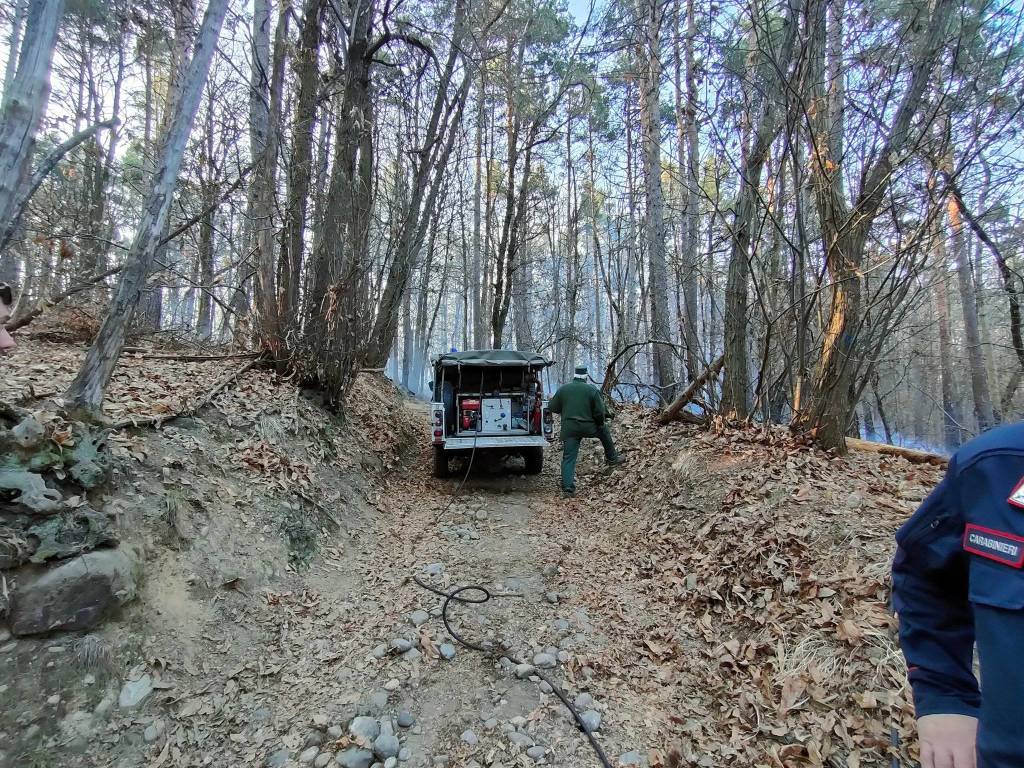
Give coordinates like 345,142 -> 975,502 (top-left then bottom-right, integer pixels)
1,341 -> 939,768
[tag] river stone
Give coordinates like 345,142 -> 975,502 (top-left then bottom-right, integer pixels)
390,638 -> 413,653
349,716 -> 381,743
508,732 -> 534,748
580,710 -> 601,733
299,746 -> 320,763
532,653 -> 556,669
526,746 -> 546,761
336,748 -> 374,768
315,755 -> 333,768
408,610 -> 430,627
619,752 -> 644,766
397,709 -> 415,728
461,730 -> 478,746
266,749 -> 290,767
439,643 -> 456,660
373,734 -> 401,759
10,548 -> 139,635
118,674 -> 153,709
514,663 -> 535,679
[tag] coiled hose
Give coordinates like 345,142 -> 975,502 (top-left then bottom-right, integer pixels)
412,573 -> 614,768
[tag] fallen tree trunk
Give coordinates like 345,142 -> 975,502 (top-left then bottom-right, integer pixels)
845,437 -> 947,466
656,355 -> 724,425
8,265 -> 122,331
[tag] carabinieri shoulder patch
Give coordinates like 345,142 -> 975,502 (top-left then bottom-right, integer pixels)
1009,475 -> 1024,509
963,524 -> 1024,567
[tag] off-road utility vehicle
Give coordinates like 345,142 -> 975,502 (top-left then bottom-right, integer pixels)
429,350 -> 554,478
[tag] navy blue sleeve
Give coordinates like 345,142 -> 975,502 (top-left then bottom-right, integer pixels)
892,463 -> 980,718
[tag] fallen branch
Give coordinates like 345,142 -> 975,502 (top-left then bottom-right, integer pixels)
121,351 -> 262,362
845,437 -> 947,467
656,355 -> 724,425
110,357 -> 263,430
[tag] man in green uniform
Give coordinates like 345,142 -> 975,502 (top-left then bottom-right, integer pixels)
547,366 -> 624,495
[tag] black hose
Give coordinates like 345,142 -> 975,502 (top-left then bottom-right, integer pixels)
412,573 -> 615,768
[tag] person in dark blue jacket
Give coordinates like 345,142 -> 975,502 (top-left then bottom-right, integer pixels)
892,422 -> 1024,768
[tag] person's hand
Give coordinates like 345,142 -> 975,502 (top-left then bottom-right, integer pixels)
918,713 -> 977,768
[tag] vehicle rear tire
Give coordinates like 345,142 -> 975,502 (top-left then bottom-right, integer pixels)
432,445 -> 451,478
523,446 -> 544,475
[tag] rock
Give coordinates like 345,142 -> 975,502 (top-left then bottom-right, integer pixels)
349,716 -> 381,743
619,751 -> 644,766
514,663 -> 535,679
580,710 -> 601,733
556,650 -> 570,664
315,755 -> 333,768
684,573 -> 698,590
300,746 -> 320,764
328,725 -> 344,739
552,619 -> 570,632
424,563 -> 444,577
371,644 -> 388,659
336,748 -> 374,768
267,749 -> 290,767
408,610 -> 430,627
305,732 -> 325,748
461,730 -> 478,746
398,748 -> 411,762
397,709 -> 415,728
573,692 -> 593,709
439,643 -> 456,661
390,638 -> 413,653
47,694 -> 61,705
144,720 -> 166,743
26,506 -> 118,564
94,694 -> 115,717
384,678 -> 400,692
373,734 -> 401,759
539,682 -> 552,694
532,653 -> 556,669
526,746 -> 546,761
545,592 -> 559,604
508,732 -> 535,748
483,718 -> 498,731
369,690 -> 389,712
11,415 -> 44,448
384,759 -> 398,768
118,674 -> 154,709
401,648 -> 422,662
253,707 -> 273,722
10,548 -> 139,636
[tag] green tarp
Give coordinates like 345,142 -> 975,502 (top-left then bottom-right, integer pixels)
433,349 -> 552,368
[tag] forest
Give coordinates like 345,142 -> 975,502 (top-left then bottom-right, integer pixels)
1,0 -> 1023,453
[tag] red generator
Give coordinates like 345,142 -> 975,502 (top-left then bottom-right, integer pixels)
460,398 -> 481,432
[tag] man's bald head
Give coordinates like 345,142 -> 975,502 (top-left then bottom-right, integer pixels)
0,283 -> 16,354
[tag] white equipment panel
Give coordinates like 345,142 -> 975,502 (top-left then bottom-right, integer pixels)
481,398 -> 512,433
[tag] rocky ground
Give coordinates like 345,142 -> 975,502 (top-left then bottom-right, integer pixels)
0,339 -> 942,768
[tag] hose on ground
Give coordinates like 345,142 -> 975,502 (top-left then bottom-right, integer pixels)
412,573 -> 615,768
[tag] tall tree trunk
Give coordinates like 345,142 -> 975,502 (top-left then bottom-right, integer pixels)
640,0 -> 674,402
1,0 -> 29,102
793,0 -> 953,451
0,0 -> 65,285
64,0 -> 229,415
947,168 -> 996,431
721,1 -> 797,418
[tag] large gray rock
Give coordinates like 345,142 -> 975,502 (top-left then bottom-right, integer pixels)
9,548 -> 139,636
336,747 -> 374,768
27,506 -> 118,564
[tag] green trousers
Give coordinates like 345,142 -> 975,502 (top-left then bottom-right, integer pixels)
561,423 -> 618,491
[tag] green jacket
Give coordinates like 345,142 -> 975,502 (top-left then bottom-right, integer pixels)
548,380 -> 609,438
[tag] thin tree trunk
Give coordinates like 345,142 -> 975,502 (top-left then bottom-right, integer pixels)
64,0 -> 229,415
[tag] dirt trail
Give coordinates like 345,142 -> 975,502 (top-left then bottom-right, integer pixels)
0,388 -> 651,768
